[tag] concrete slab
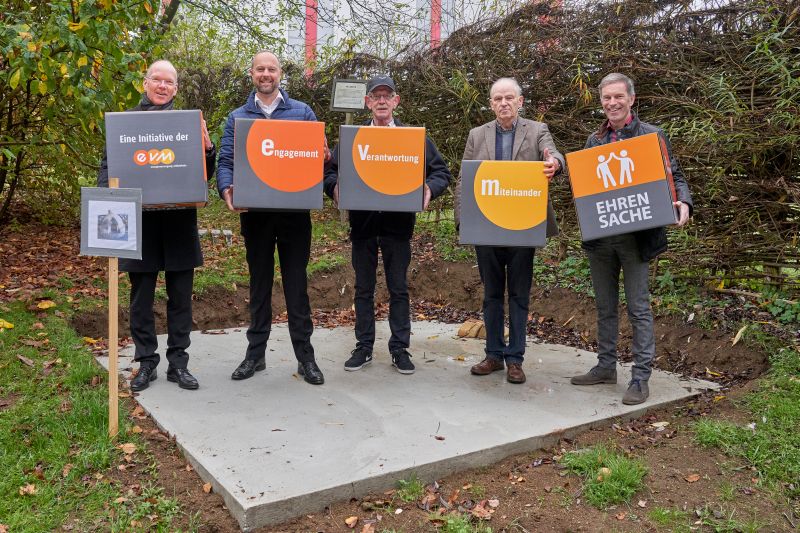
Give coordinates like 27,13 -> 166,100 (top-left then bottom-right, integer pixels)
101,321 -> 717,531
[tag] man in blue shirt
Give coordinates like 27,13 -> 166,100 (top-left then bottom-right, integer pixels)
216,51 -> 324,385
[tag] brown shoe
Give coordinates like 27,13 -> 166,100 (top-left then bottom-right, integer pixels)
506,363 -> 526,384
470,357 -> 504,375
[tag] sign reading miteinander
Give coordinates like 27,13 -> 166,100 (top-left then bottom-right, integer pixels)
459,160 -> 549,247
232,119 -> 325,209
337,125 -> 426,212
566,133 -> 678,241
105,110 -> 207,206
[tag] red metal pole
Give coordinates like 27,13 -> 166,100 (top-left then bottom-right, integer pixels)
430,0 -> 441,49
305,0 -> 318,77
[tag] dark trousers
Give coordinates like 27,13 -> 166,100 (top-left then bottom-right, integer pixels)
241,211 -> 314,363
352,236 -> 411,353
129,269 -> 194,369
475,246 -> 535,364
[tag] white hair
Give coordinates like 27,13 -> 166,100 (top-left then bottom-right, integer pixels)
490,77 -> 522,97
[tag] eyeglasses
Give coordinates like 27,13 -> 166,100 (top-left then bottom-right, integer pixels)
146,77 -> 177,88
367,93 -> 395,102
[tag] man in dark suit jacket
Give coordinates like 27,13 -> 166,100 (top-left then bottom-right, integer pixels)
98,59 -> 217,392
324,75 -> 452,375
455,77 -> 564,385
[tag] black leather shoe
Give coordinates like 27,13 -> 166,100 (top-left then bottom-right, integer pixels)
297,361 -> 324,385
130,366 -> 157,392
231,358 -> 266,380
167,367 -> 199,390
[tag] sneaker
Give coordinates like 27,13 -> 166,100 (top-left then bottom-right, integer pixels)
391,349 -> 415,375
344,348 -> 373,371
570,365 -> 617,385
622,379 -> 649,405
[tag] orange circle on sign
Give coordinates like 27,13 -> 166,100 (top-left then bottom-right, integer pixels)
352,127 -> 424,196
245,120 -> 324,192
133,150 -> 148,166
473,161 -> 547,230
160,148 -> 175,164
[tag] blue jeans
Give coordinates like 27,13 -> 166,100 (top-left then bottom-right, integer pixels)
586,233 -> 654,381
475,246 -> 535,364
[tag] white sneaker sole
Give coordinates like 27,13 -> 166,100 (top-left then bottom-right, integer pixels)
344,359 -> 372,372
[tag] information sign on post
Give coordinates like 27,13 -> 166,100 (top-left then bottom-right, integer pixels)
80,185 -> 142,438
459,160 -> 549,247
330,79 -> 368,113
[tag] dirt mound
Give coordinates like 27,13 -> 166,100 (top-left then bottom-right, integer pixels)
71,259 -> 767,382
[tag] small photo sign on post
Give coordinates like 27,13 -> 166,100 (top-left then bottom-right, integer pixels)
104,110 -> 208,207
232,119 -> 326,210
566,132 -> 678,241
336,125 -> 426,212
80,187 -> 143,259
459,160 -> 549,247
330,79 -> 367,113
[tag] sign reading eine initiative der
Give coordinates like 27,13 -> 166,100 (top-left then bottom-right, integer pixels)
337,125 -> 426,212
459,160 -> 549,247
232,119 -> 325,209
105,110 -> 208,206
566,132 -> 678,241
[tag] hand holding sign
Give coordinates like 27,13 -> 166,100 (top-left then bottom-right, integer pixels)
202,119 -> 212,151
674,200 -> 690,226
543,148 -> 559,180
423,184 -> 432,210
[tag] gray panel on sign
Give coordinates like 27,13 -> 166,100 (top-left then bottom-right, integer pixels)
575,180 -> 677,241
458,160 -> 547,247
337,125 -> 423,212
105,110 -> 207,206
80,187 -> 143,260
232,119 -> 323,210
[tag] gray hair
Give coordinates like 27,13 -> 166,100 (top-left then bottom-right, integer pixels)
490,77 -> 522,97
598,73 -> 635,96
145,60 -> 178,81
250,50 -> 282,70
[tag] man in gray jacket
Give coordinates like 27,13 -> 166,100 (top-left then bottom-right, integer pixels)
570,72 -> 693,405
456,77 -> 564,385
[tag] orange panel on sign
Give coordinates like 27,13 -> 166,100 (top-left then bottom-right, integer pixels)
351,127 -> 425,196
566,133 -> 667,199
244,120 -> 325,192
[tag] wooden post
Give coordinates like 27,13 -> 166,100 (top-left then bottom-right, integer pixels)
108,177 -> 120,438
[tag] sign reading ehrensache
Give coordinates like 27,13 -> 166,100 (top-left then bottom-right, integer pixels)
566,132 -> 678,241
337,125 -> 426,212
104,110 -> 208,206
232,119 -> 325,209
459,160 -> 549,247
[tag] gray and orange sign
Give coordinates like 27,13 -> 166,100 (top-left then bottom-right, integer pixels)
232,119 -> 326,209
459,160 -> 549,247
566,133 -> 678,241
104,110 -> 208,206
336,125 -> 426,212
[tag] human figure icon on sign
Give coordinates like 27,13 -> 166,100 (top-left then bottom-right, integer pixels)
617,149 -> 634,184
596,154 -> 616,188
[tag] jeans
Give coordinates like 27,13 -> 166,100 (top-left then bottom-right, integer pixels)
475,246 -> 535,364
586,233 -> 654,381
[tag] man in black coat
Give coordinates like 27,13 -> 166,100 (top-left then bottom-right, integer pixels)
98,60 -> 216,391
324,76 -> 452,375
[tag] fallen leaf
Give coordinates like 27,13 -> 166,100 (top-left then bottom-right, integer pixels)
455,355 -> 465,361
118,443 -> 136,455
615,512 -> 626,520
434,435 -> 445,441
114,497 -> 128,504
82,336 -> 99,345
487,498 -> 500,508
17,354 -> 35,367
131,425 -> 143,434
0,524 -> 8,533
394,508 -> 403,515
360,524 -> 375,533
651,421 -> 669,428
37,300 -> 56,310
31,322 -> 44,330
131,405 -> 147,419
0,319 -> 15,330
597,467 -> 612,482
462,483 -> 473,490
19,483 -> 36,495
685,473 -> 701,483
185,464 -> 194,472
732,324 -> 747,346
62,463 -> 74,478
345,516 -> 358,528
637,499 -> 647,508
202,482 -> 212,494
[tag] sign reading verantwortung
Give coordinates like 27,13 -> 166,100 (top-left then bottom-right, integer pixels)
337,125 -> 426,212
232,119 -> 325,209
459,160 -> 549,247
566,133 -> 678,241
105,110 -> 207,206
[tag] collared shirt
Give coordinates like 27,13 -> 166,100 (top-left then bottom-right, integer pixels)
601,113 -> 634,142
495,119 -> 517,161
254,91 -> 284,118
370,118 -> 396,127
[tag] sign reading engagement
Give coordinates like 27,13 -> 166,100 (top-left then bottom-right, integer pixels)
566,133 -> 678,241
337,125 -> 426,212
105,110 -> 207,206
459,160 -> 548,247
232,119 -> 326,209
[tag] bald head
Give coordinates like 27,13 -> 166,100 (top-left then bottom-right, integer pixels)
251,50 -> 282,70
146,60 -> 178,81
